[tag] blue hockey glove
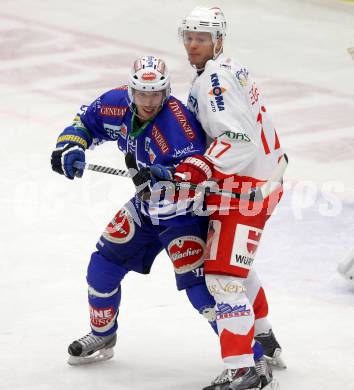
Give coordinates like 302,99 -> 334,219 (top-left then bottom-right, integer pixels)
51,144 -> 85,179
149,164 -> 175,184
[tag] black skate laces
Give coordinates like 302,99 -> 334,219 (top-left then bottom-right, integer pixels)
212,369 -> 238,384
77,333 -> 104,348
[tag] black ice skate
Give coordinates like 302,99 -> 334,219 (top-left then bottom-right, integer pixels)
255,356 -> 279,389
203,359 -> 279,390
203,366 -> 261,390
255,329 -> 286,369
67,332 -> 117,365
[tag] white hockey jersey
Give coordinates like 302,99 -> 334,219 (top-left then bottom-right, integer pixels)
187,53 -> 283,187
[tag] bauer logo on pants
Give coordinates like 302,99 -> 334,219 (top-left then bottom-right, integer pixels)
168,236 -> 205,274
102,207 -> 135,244
230,224 -> 263,269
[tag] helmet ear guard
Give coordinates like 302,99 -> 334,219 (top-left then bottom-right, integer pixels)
128,56 -> 171,104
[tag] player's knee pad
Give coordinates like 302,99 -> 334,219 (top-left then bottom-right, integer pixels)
87,251 -> 128,292
87,251 -> 128,336
206,274 -> 255,349
205,274 -> 247,304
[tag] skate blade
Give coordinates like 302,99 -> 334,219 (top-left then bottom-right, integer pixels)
262,378 -> 280,390
67,347 -> 114,366
265,349 -> 287,369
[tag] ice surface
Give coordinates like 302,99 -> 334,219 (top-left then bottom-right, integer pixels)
1,0 -> 354,389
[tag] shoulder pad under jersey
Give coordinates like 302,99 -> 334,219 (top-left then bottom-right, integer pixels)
95,86 -> 130,119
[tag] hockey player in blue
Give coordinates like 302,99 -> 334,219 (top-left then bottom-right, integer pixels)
51,56 -> 219,365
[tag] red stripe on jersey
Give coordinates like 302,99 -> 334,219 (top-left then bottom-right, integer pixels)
261,128 -> 271,155
274,129 -> 281,150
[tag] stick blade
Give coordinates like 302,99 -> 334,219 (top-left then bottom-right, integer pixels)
348,47 -> 354,60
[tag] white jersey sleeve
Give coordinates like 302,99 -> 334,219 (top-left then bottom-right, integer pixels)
188,54 -> 283,181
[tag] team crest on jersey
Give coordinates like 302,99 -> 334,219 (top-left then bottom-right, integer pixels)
102,207 -> 135,244
168,236 -> 205,274
209,73 -> 226,111
235,68 -> 249,87
230,224 -> 263,269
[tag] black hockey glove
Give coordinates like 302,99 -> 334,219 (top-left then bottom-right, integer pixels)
125,152 -> 151,200
51,144 -> 85,179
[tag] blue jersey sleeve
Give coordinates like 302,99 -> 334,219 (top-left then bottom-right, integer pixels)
80,88 -> 129,147
55,112 -> 93,149
55,88 -> 129,149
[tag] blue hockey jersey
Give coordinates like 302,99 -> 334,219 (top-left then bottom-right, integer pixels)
56,86 -> 206,225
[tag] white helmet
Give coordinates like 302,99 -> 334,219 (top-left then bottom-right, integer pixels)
128,56 -> 171,104
179,6 -> 227,42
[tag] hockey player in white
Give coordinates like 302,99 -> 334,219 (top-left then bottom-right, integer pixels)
174,6 -> 288,390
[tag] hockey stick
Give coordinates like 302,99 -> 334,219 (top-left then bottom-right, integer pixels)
73,160 -> 202,192
73,154 -> 288,201
348,47 -> 354,60
73,161 -> 131,177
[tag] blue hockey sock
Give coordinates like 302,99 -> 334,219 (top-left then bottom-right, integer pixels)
253,340 -> 264,360
87,251 -> 128,336
185,283 -> 218,334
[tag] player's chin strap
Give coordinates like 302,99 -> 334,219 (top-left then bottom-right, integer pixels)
213,41 -> 223,60
73,154 -> 288,201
